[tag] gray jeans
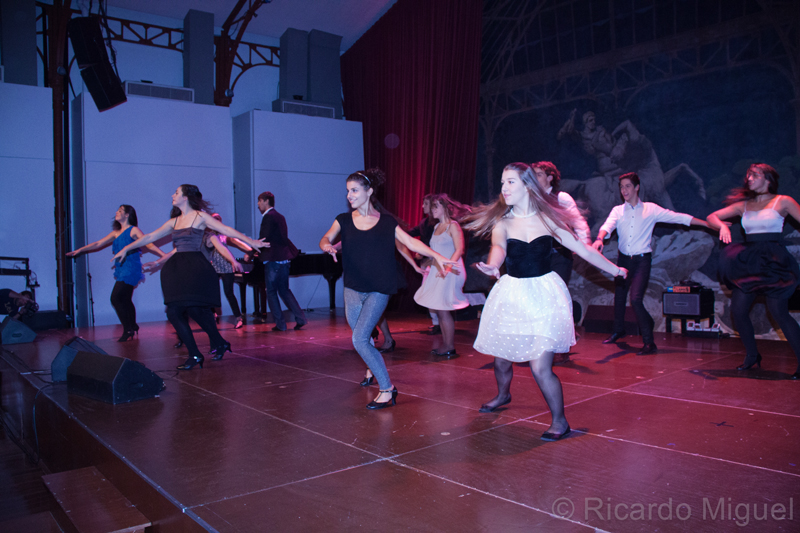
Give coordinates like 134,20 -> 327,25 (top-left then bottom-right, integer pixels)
344,288 -> 392,389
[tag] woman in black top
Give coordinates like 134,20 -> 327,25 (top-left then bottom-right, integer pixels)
320,169 -> 454,409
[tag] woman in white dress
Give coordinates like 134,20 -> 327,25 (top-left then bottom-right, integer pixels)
464,163 -> 626,441
414,194 -> 471,357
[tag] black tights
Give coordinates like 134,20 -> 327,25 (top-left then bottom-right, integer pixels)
166,303 -> 227,359
110,281 -> 136,332
483,354 -> 568,432
219,273 -> 241,318
731,288 -> 800,369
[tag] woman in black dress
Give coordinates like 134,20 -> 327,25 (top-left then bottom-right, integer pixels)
113,185 -> 267,370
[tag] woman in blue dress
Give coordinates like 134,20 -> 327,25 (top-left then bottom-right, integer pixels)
465,163 -> 626,441
67,205 -> 167,341
707,163 -> 800,379
113,185 -> 268,370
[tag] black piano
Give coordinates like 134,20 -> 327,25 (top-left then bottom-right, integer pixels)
235,253 -> 342,314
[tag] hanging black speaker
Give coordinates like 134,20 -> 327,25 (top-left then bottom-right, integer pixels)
80,60 -> 127,111
67,16 -> 107,69
68,16 -> 126,111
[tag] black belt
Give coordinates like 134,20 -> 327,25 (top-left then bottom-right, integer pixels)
619,252 -> 651,258
744,233 -> 782,243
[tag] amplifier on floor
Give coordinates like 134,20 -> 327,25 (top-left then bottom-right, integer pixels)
662,288 -> 714,317
67,352 -> 164,404
0,316 -> 37,344
52,336 -> 108,382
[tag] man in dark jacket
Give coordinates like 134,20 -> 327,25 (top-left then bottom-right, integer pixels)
257,192 -> 307,331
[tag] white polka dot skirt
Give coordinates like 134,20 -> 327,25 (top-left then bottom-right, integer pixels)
473,272 -> 575,361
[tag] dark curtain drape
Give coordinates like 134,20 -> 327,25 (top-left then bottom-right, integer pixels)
341,0 -> 482,227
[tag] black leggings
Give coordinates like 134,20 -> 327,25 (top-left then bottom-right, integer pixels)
731,288 -> 800,366
219,273 -> 241,318
110,281 -> 136,332
166,303 -> 227,359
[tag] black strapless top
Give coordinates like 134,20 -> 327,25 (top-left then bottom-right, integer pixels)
506,236 -> 553,278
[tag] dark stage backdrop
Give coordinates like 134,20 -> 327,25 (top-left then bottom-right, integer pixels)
341,0 -> 482,227
477,0 -> 800,337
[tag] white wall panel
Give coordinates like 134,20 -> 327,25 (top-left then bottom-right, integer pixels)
81,96 -> 231,168
0,83 -> 56,310
252,112 -> 363,174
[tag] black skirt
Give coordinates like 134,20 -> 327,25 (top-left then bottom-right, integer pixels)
161,251 -> 221,307
719,235 -> 799,299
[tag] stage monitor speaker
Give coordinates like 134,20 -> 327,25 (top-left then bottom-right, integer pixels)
80,61 -> 127,111
67,16 -> 107,69
0,316 -> 37,344
67,352 -> 164,404
51,337 -> 108,383
662,289 -> 714,317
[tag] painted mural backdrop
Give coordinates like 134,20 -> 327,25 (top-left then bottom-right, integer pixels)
478,0 -> 800,338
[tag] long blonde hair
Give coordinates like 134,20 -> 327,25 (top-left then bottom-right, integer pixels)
463,162 -> 578,240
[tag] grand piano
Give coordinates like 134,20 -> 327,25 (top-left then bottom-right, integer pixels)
235,252 -> 342,314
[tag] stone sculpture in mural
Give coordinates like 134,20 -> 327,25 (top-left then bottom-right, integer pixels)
557,109 -> 707,231
555,109 -> 716,333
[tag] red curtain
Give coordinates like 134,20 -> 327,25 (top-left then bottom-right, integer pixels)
341,0 -> 482,227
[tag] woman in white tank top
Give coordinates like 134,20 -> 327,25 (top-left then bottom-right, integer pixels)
707,163 -> 800,380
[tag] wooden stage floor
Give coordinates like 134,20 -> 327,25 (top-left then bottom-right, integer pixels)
2,310 -> 799,532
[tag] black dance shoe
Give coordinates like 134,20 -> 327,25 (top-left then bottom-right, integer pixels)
177,355 -> 204,370
637,342 -> 657,355
210,342 -> 232,361
360,374 -> 375,387
602,332 -> 626,344
174,340 -> 184,349
294,322 -> 306,330
737,354 -> 762,371
378,339 -> 396,353
366,387 -> 398,409
117,330 -> 135,342
791,371 -> 799,380
541,425 -> 571,442
433,349 -> 458,359
479,396 -> 511,413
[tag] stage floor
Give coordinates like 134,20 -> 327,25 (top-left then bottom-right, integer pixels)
3,310 -> 800,532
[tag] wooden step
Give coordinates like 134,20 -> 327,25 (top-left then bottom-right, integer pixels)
43,467 -> 150,533
0,511 -> 64,533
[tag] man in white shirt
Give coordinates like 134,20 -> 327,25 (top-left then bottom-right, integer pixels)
534,161 -> 592,365
533,161 -> 591,285
593,172 -> 707,354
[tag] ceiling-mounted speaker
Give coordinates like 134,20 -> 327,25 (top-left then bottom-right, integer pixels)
68,16 -> 126,111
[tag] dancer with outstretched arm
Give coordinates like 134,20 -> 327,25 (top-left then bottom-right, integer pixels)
465,163 -> 627,441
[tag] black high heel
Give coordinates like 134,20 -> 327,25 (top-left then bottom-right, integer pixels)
210,341 -> 232,361
360,373 -> 375,387
366,387 -> 398,409
378,339 -> 396,353
737,354 -> 762,371
117,330 -> 135,342
177,355 -> 204,370
174,339 -> 184,349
